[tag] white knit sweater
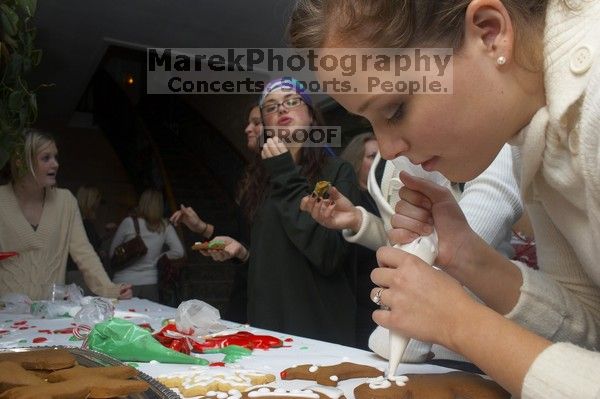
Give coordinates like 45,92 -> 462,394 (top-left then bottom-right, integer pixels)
512,0 -> 600,397
0,185 -> 121,299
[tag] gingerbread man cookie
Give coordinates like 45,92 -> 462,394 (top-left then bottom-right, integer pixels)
0,349 -> 76,371
354,372 -> 510,399
280,362 -> 383,387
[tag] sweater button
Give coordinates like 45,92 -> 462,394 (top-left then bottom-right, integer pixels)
570,46 -> 593,75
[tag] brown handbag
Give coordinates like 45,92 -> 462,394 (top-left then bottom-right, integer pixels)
110,216 -> 148,272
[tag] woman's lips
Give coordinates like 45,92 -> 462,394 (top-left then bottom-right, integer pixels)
421,157 -> 438,172
278,116 -> 292,125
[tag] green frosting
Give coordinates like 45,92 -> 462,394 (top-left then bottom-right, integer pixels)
208,240 -> 226,249
203,345 -> 252,363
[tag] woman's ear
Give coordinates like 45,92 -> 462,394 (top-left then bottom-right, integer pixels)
463,0 -> 515,65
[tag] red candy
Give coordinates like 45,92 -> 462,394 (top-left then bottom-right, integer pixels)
210,362 -> 226,367
32,337 -> 47,343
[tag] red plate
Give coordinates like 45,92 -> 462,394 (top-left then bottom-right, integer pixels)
0,252 -> 18,261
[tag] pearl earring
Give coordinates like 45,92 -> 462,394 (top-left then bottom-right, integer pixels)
497,56 -> 507,65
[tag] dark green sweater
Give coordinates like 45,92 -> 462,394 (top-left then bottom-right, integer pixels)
247,152 -> 360,346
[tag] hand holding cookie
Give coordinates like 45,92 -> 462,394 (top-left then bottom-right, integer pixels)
300,186 -> 363,232
194,236 -> 249,263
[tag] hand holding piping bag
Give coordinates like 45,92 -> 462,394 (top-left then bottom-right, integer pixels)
381,170 -> 474,376
388,234 -> 438,377
386,169 -> 438,378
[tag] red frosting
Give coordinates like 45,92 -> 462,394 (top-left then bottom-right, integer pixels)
153,324 -> 283,355
193,331 -> 283,351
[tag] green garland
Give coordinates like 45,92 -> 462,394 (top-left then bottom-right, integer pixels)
0,0 -> 41,170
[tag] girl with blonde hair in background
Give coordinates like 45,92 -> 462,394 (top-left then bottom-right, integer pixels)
0,130 -> 132,300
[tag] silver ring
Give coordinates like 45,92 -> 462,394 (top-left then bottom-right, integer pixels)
372,288 -> 384,305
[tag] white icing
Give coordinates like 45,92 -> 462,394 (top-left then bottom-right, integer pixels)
305,385 -> 344,399
247,389 -> 319,398
389,375 -> 410,386
217,393 -> 228,399
309,365 -> 318,373
148,360 -> 160,365
329,375 -> 338,382
368,376 -> 392,390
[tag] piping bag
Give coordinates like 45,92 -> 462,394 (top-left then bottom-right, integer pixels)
386,169 -> 439,378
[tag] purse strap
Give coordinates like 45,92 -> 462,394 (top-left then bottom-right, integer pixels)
131,216 -> 142,236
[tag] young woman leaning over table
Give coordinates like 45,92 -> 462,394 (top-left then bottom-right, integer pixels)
0,130 -> 132,300
288,0 -> 600,397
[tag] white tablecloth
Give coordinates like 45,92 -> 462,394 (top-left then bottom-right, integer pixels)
0,298 -> 454,398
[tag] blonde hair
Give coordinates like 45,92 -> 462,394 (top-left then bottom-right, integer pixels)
340,132 -> 376,177
10,129 -> 56,182
77,186 -> 101,219
288,0 -> 553,72
137,189 -> 166,233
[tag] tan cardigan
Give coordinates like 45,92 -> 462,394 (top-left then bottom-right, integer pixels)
508,0 -> 600,397
0,184 -> 121,300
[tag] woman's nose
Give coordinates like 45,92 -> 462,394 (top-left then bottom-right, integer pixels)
377,136 -> 409,160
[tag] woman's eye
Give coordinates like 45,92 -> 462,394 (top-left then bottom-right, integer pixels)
386,103 -> 405,126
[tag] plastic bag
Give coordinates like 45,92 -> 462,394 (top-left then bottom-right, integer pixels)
30,301 -> 77,318
0,293 -> 32,314
86,318 -> 208,365
175,300 -> 227,336
74,297 -> 114,325
50,283 -> 84,303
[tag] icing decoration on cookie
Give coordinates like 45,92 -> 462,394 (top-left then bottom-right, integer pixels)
354,372 -> 510,399
281,362 -> 383,387
32,337 -> 47,343
244,387 -> 318,399
304,386 -> 345,399
158,369 -> 275,398
243,386 -> 347,399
